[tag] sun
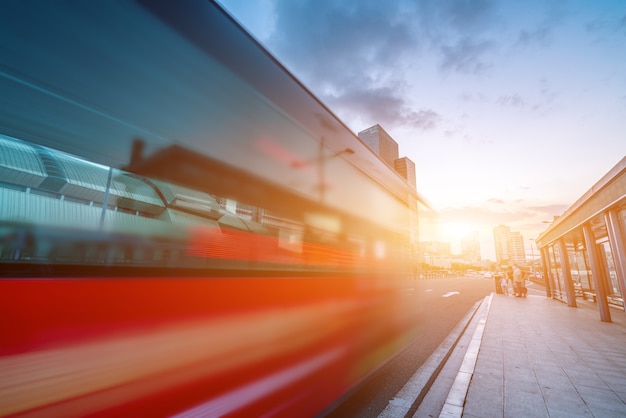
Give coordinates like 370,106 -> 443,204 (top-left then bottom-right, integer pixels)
440,221 -> 474,241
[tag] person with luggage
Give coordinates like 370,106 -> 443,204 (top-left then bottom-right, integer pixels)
500,275 -> 509,296
513,264 -> 524,297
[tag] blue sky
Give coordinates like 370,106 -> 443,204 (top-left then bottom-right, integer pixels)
217,0 -> 626,260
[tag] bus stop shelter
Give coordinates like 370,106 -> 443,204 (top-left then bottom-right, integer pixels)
535,156 -> 626,322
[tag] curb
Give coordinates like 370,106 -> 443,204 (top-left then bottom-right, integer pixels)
438,293 -> 493,418
378,297 -> 486,418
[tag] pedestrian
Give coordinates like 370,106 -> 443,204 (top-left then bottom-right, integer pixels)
500,275 -> 509,295
513,264 -> 523,297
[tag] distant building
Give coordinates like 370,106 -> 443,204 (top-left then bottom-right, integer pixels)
461,230 -> 481,263
493,224 -> 525,266
420,241 -> 451,268
493,225 -> 509,265
509,231 -> 526,264
358,124 -> 417,191
358,124 -> 424,268
358,124 -> 399,168
394,157 -> 416,190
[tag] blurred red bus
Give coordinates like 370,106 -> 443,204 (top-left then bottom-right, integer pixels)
0,1 -> 432,416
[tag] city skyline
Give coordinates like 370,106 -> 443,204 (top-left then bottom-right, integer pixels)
218,0 -> 626,260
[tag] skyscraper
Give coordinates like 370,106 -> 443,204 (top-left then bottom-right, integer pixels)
357,124 -> 399,167
493,225 -> 510,265
493,224 -> 525,266
394,157 -> 416,190
357,124 -> 420,255
509,231 -> 526,264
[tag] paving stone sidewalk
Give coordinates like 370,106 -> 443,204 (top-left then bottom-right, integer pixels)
463,290 -> 626,417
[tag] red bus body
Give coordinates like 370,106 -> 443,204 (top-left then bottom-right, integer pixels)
0,1 -> 431,416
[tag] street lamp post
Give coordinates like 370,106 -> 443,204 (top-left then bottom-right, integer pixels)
529,238 -> 536,275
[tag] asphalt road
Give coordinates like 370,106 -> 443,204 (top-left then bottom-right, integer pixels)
324,275 -> 494,418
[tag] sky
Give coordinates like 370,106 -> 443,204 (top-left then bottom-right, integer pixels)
217,0 -> 626,260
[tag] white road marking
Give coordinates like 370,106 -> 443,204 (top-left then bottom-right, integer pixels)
442,291 -> 460,298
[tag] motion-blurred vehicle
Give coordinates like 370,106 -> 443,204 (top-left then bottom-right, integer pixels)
0,1 -> 429,416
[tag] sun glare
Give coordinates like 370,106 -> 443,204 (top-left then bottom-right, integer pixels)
441,222 -> 474,241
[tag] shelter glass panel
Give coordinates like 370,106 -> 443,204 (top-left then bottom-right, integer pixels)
567,242 -> 585,297
548,244 -> 565,301
602,241 -> 620,297
580,242 -> 591,290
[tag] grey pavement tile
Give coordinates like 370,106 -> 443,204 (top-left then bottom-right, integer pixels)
592,344 -> 625,353
603,347 -> 626,355
600,361 -> 626,372
545,406 -> 593,418
460,413 -> 482,418
582,353 -> 611,363
505,367 -> 537,383
473,368 -> 503,381
531,362 -> 562,376
504,389 -> 549,418
483,326 -> 503,336
470,373 -> 502,391
558,358 -> 591,371
501,340 -> 527,350
577,385 -> 626,413
545,401 -> 594,417
552,344 -> 582,357
542,387 -> 593,417
504,377 -> 542,395
502,344 -> 528,356
503,355 -> 532,370
500,328 -> 524,337
476,346 -> 502,358
585,359 -> 623,371
541,385 -> 579,401
476,353 -> 504,370
544,334 -> 574,344
479,341 -> 501,352
561,364 -> 596,374
600,362 -> 626,376
565,369 -> 609,389
550,344 -> 577,358
463,393 -> 503,417
474,360 -> 503,375
571,347 -> 594,356
589,369 -> 626,384
475,348 -> 503,364
463,396 -> 504,418
528,350 -> 555,363
526,336 -> 551,346
613,393 -> 626,407
598,371 -> 626,384
586,406 -> 626,418
602,380 -> 626,402
553,345 -> 581,355
596,385 -> 626,403
534,374 -> 573,391
463,376 -> 503,418
528,348 -> 554,358
525,336 -> 549,346
532,365 -> 567,377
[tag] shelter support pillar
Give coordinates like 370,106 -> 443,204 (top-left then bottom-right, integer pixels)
605,210 -> 626,311
583,223 -> 611,322
540,247 -> 552,297
557,238 -> 577,307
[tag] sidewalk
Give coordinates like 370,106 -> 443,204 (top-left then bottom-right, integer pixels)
458,288 -> 626,417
